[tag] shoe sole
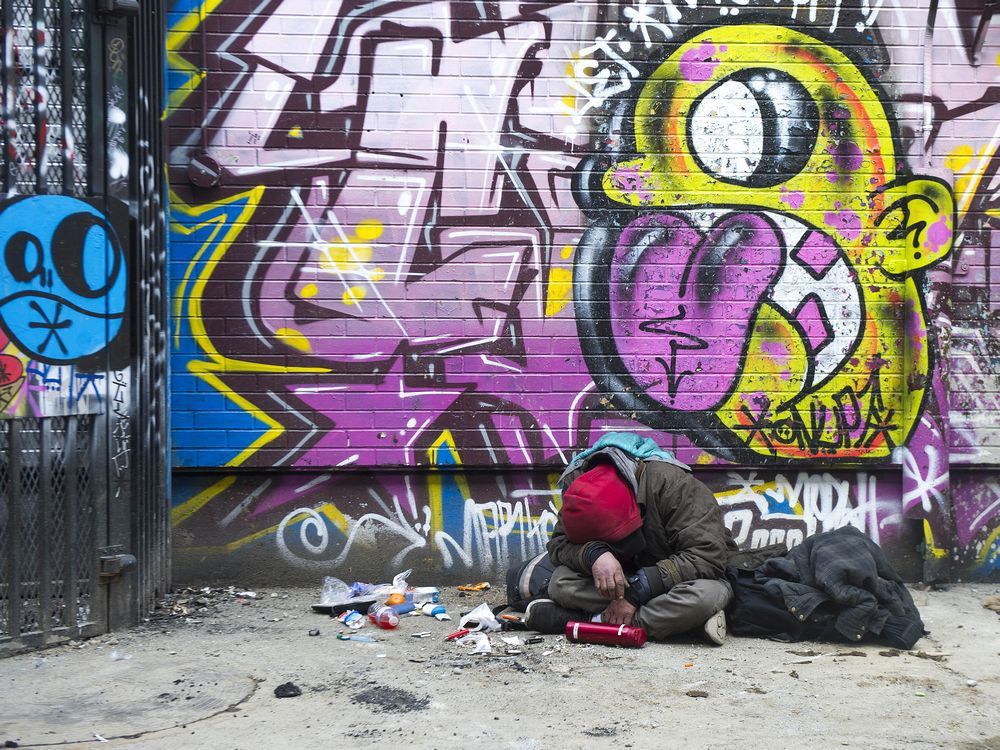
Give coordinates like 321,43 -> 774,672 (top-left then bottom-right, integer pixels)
704,610 -> 727,645
523,598 -> 555,631
525,598 -> 587,634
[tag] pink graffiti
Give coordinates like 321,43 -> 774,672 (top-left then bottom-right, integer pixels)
780,188 -> 805,210
608,212 -> 782,412
823,206 -> 862,241
923,215 -> 952,254
679,42 -> 719,83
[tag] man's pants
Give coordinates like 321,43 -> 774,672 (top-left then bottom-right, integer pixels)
548,565 -> 733,641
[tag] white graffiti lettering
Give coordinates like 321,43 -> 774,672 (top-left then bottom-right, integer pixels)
718,470 -> 881,550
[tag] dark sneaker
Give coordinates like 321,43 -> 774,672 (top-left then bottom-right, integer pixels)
524,598 -> 588,634
703,610 -> 727,645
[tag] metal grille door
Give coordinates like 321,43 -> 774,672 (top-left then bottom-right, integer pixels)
0,0 -> 169,653
3,0 -> 89,196
0,416 -> 102,648
0,0 -> 105,653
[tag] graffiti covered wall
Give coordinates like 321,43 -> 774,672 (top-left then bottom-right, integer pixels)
0,196 -> 129,419
1,7 -> 133,425
167,0 -> 999,582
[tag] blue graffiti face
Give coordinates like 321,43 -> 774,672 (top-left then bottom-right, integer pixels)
0,196 -> 127,364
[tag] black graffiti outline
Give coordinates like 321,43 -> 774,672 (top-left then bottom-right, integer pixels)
731,368 -> 898,457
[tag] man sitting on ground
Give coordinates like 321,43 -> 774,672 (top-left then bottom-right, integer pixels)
525,458 -> 732,644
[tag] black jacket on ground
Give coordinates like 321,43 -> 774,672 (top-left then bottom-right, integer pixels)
726,526 -> 925,649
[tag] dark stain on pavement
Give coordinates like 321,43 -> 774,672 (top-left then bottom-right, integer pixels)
584,727 -> 618,737
350,687 -> 429,714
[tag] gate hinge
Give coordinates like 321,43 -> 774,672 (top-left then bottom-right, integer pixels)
99,546 -> 137,582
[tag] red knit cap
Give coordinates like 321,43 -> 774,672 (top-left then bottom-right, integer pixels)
561,462 -> 641,543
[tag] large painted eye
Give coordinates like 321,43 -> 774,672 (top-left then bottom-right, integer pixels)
687,68 -> 818,188
51,212 -> 124,299
4,231 -> 45,283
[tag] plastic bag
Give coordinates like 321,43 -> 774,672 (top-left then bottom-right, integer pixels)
321,569 -> 412,606
457,632 -> 492,654
391,569 -> 411,591
459,602 -> 501,633
320,577 -> 352,606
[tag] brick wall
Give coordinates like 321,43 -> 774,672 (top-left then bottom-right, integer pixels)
166,0 -> 1000,583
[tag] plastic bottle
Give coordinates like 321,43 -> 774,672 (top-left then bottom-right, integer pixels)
337,632 -> 376,643
390,602 -> 415,616
564,620 -> 647,648
421,602 -> 451,621
367,602 -> 400,630
412,587 -> 440,604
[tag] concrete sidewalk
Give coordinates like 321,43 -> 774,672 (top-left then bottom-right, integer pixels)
2,583 -> 998,750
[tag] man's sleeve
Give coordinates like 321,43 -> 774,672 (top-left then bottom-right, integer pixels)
547,516 -> 606,575
647,472 -> 728,590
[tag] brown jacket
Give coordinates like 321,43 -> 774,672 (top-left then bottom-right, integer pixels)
547,460 -> 733,588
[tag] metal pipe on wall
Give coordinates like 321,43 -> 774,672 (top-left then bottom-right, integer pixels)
921,0 -> 940,166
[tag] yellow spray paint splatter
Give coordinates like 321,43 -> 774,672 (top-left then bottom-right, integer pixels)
342,286 -> 367,306
355,219 -> 383,241
546,268 -> 573,317
275,327 -> 312,353
545,245 -> 575,317
323,241 -> 372,272
320,220 -> 384,282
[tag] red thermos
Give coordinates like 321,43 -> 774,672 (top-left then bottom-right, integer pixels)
565,620 -> 648,648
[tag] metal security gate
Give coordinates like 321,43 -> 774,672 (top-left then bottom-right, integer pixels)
0,416 -> 102,646
0,0 -> 168,654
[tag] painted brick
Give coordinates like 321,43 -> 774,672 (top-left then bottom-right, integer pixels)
165,0 -> 1000,582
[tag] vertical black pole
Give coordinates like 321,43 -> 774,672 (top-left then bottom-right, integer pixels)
87,8 -> 103,195
32,0 -> 44,193
8,421 -> 23,638
60,0 -> 72,192
104,12 -> 133,630
2,1 -> 15,193
63,414 -> 79,631
37,418 -> 52,638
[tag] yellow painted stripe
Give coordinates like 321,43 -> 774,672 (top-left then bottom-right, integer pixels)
165,66 -> 207,116
172,214 -> 227,348
171,474 -> 237,527
165,0 -> 224,52
163,0 -> 223,116
171,185 -> 331,465
426,430 -> 472,538
978,525 -> 1000,564
171,186 -> 262,348
187,364 -> 285,468
177,503 -> 350,554
923,520 -> 949,559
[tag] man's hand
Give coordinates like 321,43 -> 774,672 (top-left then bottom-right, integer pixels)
602,598 -> 637,626
592,551 -> 627,600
